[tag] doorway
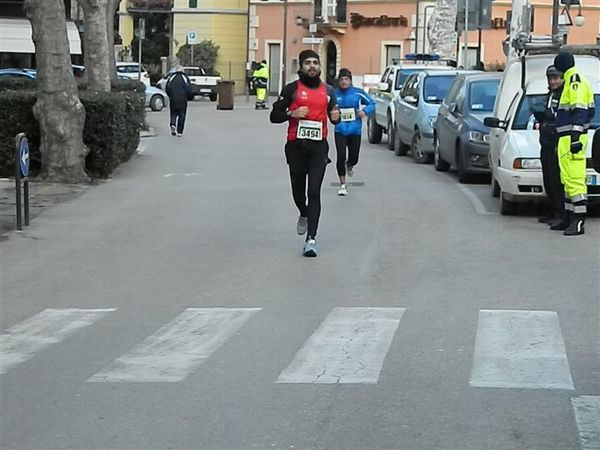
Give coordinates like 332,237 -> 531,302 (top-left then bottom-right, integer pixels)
326,41 -> 337,86
268,43 -> 281,96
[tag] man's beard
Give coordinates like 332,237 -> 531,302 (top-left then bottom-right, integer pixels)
303,68 -> 321,78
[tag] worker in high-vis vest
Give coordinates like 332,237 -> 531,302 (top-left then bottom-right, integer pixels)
553,52 -> 595,236
253,60 -> 269,110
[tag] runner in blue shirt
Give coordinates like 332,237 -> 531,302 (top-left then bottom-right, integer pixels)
334,68 -> 376,196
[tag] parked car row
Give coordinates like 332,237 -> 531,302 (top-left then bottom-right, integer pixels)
367,52 -> 600,215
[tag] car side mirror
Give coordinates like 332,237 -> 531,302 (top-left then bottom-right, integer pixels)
483,117 -> 507,130
378,82 -> 390,92
404,95 -> 418,105
449,103 -> 458,115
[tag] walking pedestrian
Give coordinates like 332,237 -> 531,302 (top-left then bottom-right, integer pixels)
253,60 -> 269,110
270,49 -> 340,257
333,68 -> 375,196
165,61 -> 192,137
532,65 -> 565,227
552,51 -> 595,236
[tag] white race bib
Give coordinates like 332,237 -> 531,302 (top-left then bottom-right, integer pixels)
340,108 -> 356,122
297,120 -> 323,141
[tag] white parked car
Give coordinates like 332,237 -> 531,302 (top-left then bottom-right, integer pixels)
485,54 -> 600,215
156,66 -> 220,101
116,62 -> 151,86
117,74 -> 168,111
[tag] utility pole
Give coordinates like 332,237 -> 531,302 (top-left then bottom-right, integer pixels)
551,0 -> 560,45
463,0 -> 469,67
138,17 -> 145,81
282,0 -> 288,88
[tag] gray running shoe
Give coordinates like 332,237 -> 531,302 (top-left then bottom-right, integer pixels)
346,164 -> 354,177
170,125 -> 176,136
302,239 -> 317,257
296,216 -> 308,235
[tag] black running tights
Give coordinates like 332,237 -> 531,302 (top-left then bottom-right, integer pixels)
289,165 -> 326,238
334,133 -> 361,177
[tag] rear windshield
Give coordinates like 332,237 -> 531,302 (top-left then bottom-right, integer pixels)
395,69 -> 421,90
423,75 -> 456,104
513,93 -> 600,129
117,65 -> 144,74
184,68 -> 205,76
469,79 -> 500,112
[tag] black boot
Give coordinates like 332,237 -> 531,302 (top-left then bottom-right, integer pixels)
563,214 -> 585,236
550,211 -> 570,230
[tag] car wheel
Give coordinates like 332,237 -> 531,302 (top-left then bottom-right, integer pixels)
412,130 -> 432,164
387,115 -> 395,150
491,175 -> 500,198
367,115 -> 383,144
456,145 -> 469,183
434,136 -> 450,172
149,94 -> 164,112
209,93 -> 217,102
500,190 -> 516,215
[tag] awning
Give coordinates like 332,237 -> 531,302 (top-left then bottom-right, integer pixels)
0,18 -> 82,55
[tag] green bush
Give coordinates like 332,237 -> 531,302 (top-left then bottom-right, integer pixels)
0,80 -> 145,179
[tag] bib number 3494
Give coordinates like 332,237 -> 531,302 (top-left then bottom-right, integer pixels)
297,120 -> 323,141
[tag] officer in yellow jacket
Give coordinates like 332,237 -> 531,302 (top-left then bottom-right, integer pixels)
252,60 -> 269,110
553,52 -> 595,236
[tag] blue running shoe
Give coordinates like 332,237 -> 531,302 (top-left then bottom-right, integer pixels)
302,239 -> 317,257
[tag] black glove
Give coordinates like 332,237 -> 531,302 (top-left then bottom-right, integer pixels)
570,141 -> 583,154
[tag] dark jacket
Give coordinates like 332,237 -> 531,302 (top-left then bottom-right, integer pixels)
165,71 -> 192,109
533,87 -> 562,149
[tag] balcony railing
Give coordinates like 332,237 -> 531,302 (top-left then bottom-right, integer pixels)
126,0 -> 172,13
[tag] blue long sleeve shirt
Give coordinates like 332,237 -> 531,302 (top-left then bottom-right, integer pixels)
334,86 -> 376,136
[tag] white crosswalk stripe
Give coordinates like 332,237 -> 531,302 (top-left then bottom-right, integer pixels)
88,308 -> 261,382
572,396 -> 600,450
470,310 -> 574,390
0,308 -> 116,375
277,307 -> 405,384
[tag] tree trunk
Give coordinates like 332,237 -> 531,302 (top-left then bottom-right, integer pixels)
24,0 -> 89,184
107,0 -> 118,83
80,0 -> 111,91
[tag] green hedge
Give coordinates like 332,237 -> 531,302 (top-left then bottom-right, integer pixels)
0,79 -> 145,179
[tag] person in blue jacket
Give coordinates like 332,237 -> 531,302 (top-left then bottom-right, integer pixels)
334,68 -> 375,196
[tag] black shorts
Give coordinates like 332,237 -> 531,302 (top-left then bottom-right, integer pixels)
285,140 -> 330,173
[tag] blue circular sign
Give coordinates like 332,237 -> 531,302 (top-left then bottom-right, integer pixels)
19,136 -> 29,177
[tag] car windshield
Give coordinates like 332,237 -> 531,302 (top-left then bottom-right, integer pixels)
513,93 -> 600,129
423,75 -> 455,104
469,79 -> 500,112
395,69 -> 421,90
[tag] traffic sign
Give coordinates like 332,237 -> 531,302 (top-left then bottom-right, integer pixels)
302,37 -> 323,45
558,6 -> 573,26
18,135 -> 29,177
187,31 -> 198,45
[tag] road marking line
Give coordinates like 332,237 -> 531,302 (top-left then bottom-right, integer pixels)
277,307 -> 405,384
572,396 -> 600,450
88,308 -> 260,382
470,310 -> 574,390
0,308 -> 116,375
457,184 -> 497,215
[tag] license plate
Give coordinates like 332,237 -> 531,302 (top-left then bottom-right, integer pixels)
200,89 -> 212,93
587,174 -> 599,186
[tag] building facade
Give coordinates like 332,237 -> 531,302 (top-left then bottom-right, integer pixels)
251,0 -> 600,94
118,0 -> 249,93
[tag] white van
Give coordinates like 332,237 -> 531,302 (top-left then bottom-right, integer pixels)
485,54 -> 600,215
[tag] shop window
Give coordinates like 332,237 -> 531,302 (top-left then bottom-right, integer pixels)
189,0 -> 197,7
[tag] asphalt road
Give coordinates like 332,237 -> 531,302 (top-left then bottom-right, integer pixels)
1,99 -> 599,450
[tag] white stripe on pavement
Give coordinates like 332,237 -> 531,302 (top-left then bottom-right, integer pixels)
457,184 -> 497,215
572,396 -> 600,450
0,308 -> 116,375
277,307 -> 405,384
88,308 -> 260,382
470,310 -> 574,390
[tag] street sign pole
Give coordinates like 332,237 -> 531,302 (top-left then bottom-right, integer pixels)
138,18 -> 145,82
14,133 -> 30,230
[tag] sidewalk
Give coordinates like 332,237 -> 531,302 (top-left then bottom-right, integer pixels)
0,129 -> 155,239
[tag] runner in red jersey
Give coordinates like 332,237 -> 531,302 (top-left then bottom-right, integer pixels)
270,50 -> 340,257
